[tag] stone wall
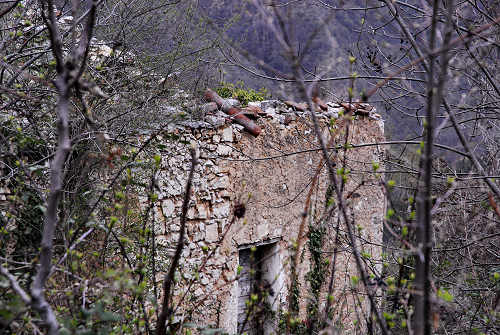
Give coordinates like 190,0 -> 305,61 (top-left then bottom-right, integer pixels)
151,100 -> 385,333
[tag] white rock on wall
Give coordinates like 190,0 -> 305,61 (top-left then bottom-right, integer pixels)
213,203 -> 230,218
187,207 -> 197,219
216,144 -> 232,156
211,175 -> 229,189
206,223 -> 219,242
221,126 -> 233,142
219,190 -> 231,198
165,181 -> 183,196
256,223 -> 269,240
272,227 -> 283,237
200,191 -> 212,201
193,231 -> 205,241
198,179 -> 209,192
210,269 -> 221,281
162,199 -> 175,217
197,203 -> 209,219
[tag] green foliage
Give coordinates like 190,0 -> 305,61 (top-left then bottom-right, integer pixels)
278,312 -> 308,335
305,224 -> 327,331
0,118 -> 46,300
59,301 -> 123,334
216,81 -> 269,106
437,288 -> 454,303
289,273 -> 301,314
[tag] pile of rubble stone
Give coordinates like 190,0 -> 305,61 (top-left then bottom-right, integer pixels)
166,89 -> 382,136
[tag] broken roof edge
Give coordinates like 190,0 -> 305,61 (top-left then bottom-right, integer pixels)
162,94 -> 384,136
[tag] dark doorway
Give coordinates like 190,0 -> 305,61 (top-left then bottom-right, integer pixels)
237,241 -> 280,334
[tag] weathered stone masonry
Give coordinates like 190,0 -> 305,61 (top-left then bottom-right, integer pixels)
151,100 -> 385,333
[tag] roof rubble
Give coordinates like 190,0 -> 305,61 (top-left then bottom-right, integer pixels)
164,89 -> 383,136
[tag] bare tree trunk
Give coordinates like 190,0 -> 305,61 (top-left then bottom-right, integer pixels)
415,0 -> 454,333
414,0 -> 438,331
28,1 -> 98,333
30,78 -> 70,335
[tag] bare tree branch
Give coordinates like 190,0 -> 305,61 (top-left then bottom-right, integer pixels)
0,265 -> 31,304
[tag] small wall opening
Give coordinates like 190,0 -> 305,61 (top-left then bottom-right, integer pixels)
237,239 -> 281,335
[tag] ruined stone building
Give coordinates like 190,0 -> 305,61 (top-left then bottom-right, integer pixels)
150,98 -> 386,334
